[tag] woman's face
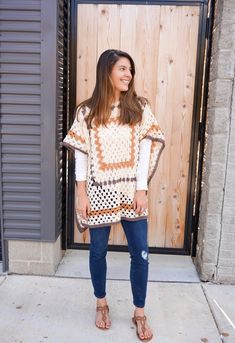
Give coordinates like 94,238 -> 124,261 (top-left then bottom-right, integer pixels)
109,57 -> 133,99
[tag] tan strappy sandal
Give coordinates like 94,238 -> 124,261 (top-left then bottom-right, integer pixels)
132,315 -> 153,342
96,304 -> 111,330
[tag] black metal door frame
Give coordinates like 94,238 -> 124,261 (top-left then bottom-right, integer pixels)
65,0 -> 213,255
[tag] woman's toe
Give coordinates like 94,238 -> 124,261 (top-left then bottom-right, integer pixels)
145,332 -> 150,339
106,322 -> 110,329
147,329 -> 152,338
96,320 -> 104,328
139,329 -> 145,339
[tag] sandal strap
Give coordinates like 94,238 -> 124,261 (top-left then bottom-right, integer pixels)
133,315 -> 147,333
134,315 -> 147,321
96,305 -> 109,322
96,304 -> 109,312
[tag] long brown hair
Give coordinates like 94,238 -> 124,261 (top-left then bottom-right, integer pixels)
77,49 -> 147,128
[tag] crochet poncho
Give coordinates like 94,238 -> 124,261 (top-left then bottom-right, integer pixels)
62,103 -> 165,231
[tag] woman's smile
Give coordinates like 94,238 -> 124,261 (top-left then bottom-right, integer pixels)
121,79 -> 130,85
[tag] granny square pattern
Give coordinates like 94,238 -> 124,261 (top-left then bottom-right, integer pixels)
62,103 -> 165,231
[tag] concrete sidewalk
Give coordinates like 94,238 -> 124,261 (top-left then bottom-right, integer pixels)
0,252 -> 235,343
0,273 -> 235,343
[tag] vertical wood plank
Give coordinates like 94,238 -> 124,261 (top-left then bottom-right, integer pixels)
97,4 -> 120,54
76,4 -> 98,103
119,5 -> 137,56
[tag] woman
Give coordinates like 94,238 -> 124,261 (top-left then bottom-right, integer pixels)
63,49 -> 165,341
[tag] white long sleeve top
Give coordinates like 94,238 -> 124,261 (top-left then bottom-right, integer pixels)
75,138 -> 152,190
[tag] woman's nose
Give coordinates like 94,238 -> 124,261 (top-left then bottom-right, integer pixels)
125,69 -> 132,79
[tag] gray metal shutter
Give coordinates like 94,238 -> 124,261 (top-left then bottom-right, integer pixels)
0,0 -> 69,256
0,0 -> 42,240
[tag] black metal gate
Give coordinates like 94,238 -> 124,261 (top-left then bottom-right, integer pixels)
64,0 -> 214,256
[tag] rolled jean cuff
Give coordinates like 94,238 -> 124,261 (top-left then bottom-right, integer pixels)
133,300 -> 145,308
94,291 -> 106,299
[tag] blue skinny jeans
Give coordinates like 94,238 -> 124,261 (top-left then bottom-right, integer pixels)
89,219 -> 149,308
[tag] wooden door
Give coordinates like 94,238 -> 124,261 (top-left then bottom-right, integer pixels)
73,3 -> 200,249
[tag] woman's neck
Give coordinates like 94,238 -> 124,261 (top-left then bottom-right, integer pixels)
114,90 -> 120,103
112,99 -> 120,106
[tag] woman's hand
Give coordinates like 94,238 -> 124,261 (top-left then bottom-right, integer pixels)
132,190 -> 148,214
76,193 -> 91,220
76,181 -> 91,220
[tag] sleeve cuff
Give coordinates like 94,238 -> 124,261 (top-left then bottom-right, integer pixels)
136,180 -> 148,190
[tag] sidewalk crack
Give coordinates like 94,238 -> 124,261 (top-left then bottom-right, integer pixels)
201,283 -> 225,343
0,275 -> 7,286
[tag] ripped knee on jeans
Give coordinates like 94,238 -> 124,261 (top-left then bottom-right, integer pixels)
141,250 -> 148,261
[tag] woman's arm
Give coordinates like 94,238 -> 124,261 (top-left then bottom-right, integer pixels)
136,138 -> 152,190
75,149 -> 88,181
133,138 -> 151,214
75,150 -> 90,219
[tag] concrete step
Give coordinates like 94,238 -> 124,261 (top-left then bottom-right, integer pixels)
56,250 -> 200,283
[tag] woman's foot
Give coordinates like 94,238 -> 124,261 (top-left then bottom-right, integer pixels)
132,308 -> 153,341
95,298 -> 111,330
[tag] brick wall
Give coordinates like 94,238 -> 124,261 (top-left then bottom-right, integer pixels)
195,0 -> 235,283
